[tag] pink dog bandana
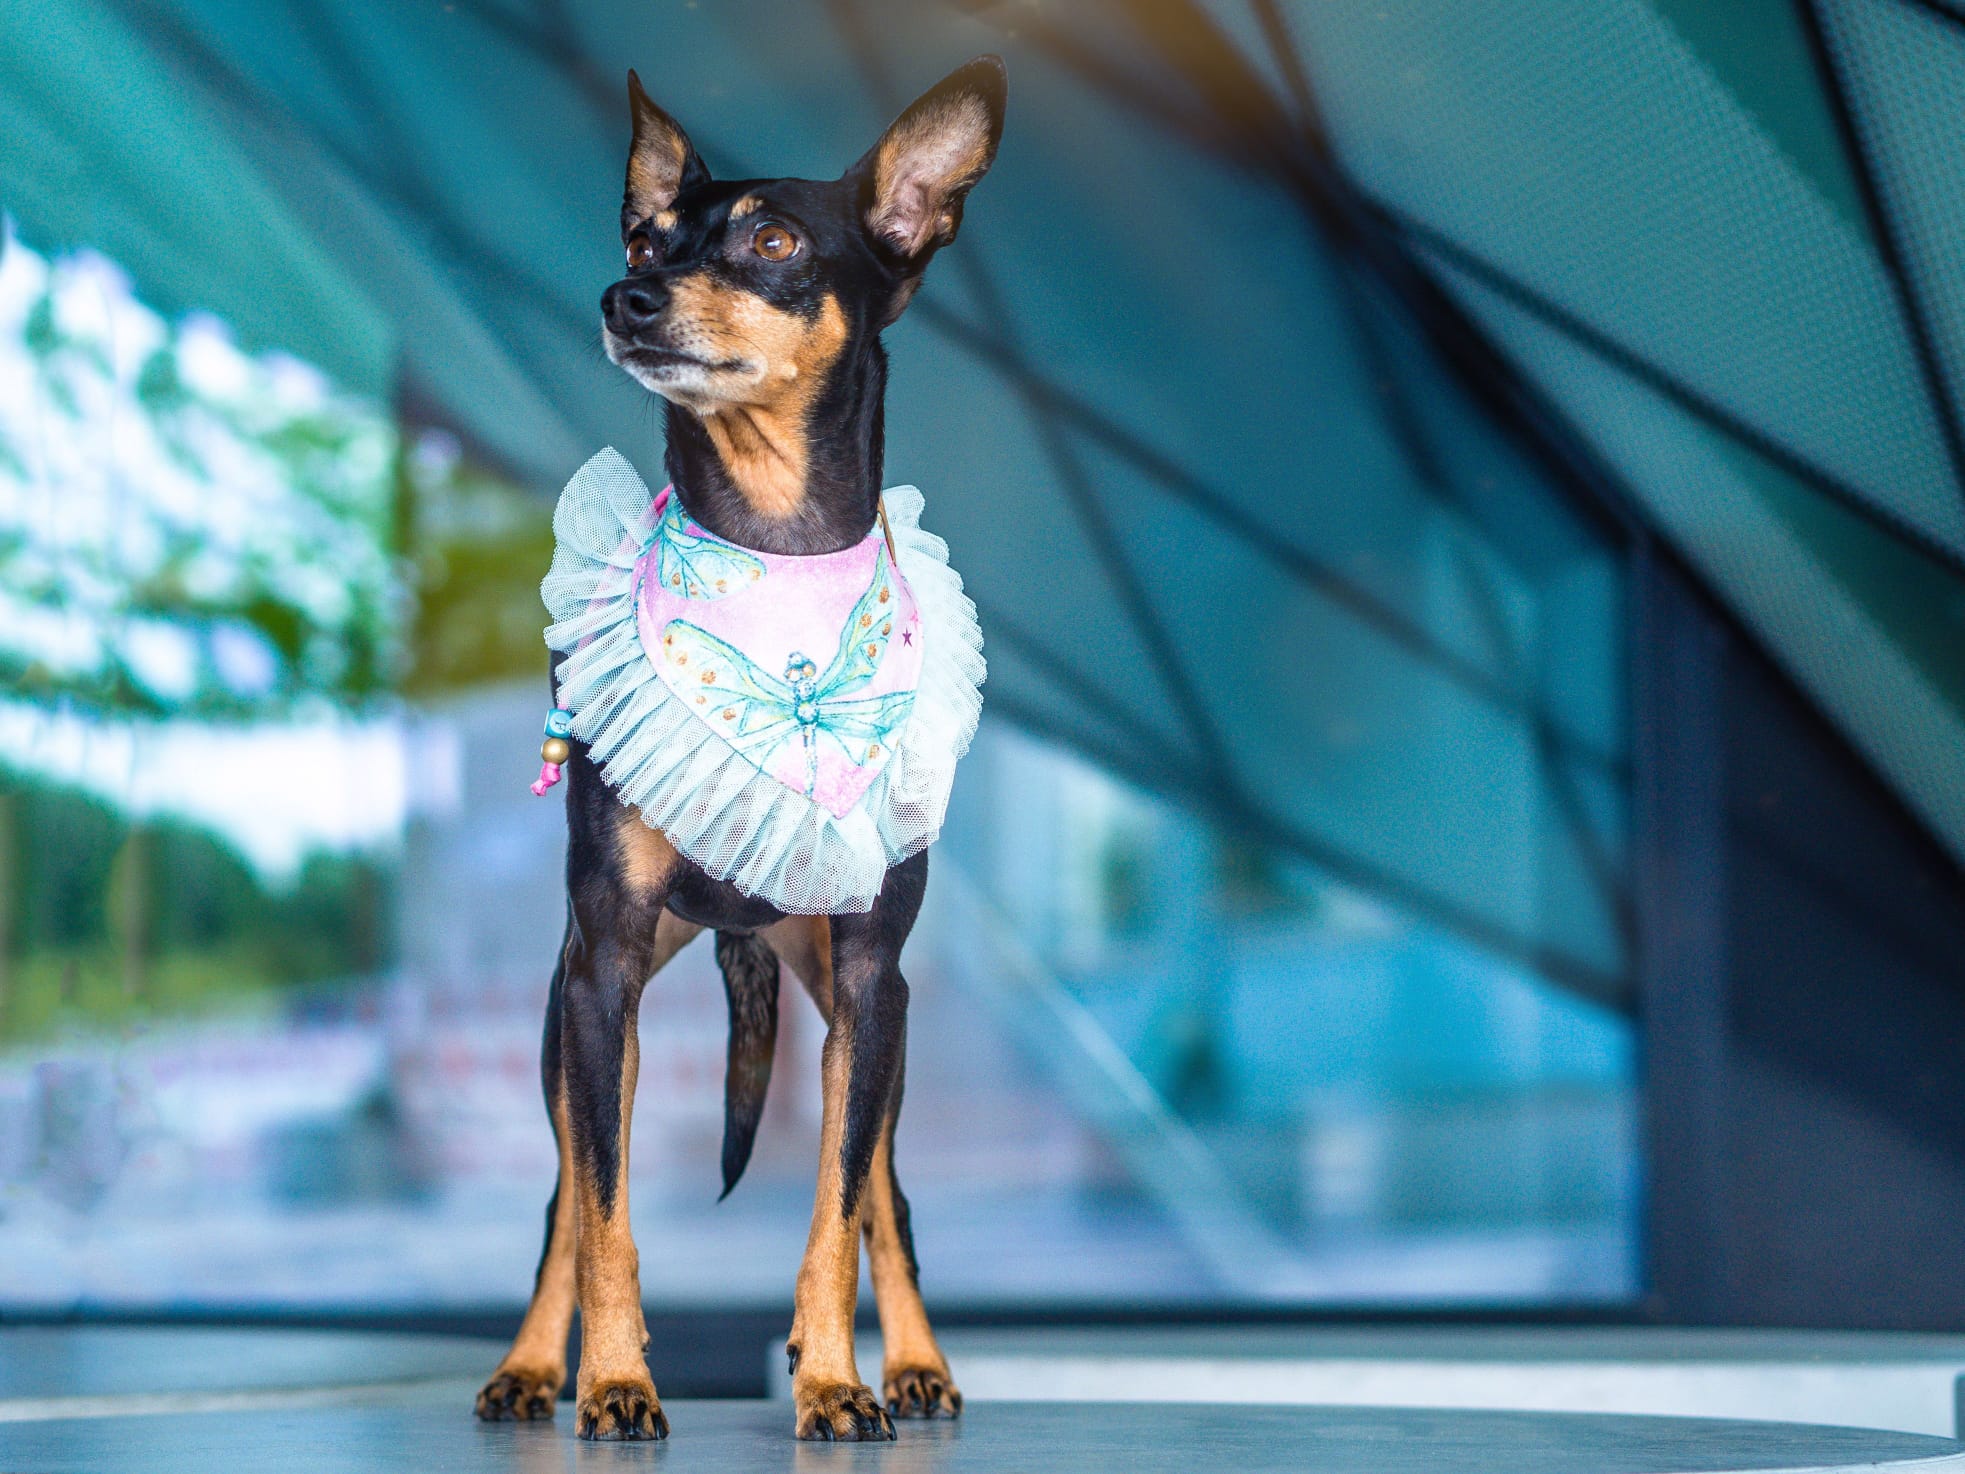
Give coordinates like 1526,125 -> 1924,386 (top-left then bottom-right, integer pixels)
636,486 -> 924,819
539,447 -> 984,914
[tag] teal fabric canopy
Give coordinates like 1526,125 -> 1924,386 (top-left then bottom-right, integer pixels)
7,0 -> 1957,1006
1279,0 -> 1965,889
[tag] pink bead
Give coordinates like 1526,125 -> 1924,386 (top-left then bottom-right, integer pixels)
530,761 -> 563,797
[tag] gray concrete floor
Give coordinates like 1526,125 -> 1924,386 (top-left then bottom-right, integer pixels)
884,1326 -> 1965,1437
3,1396 -> 1963,1474
4,1329 -> 1965,1474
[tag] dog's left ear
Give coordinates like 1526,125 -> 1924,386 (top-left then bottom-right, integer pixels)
849,55 -> 1007,269
623,68 -> 709,239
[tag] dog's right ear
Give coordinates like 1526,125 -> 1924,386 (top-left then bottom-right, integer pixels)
623,69 -> 709,239
848,55 -> 1007,267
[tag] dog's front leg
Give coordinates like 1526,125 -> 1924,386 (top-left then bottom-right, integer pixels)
475,926 -> 581,1423
864,1066 -> 961,1419
562,931 -> 661,1438
561,819 -> 679,1440
786,853 -> 926,1440
477,906 -> 698,1423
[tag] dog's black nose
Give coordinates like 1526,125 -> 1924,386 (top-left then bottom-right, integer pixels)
602,278 -> 666,335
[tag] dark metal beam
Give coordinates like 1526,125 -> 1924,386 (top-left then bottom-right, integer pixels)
1875,0 -> 1965,48
1541,736 -> 1638,961
976,599 -> 1206,770
1383,202 -> 1965,584
912,296 -> 1630,776
1794,0 -> 1965,524
1246,0 -> 1322,136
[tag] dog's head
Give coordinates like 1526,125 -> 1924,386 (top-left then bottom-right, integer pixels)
601,57 -> 1005,510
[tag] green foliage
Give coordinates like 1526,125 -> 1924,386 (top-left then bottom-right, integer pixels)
1,943 -> 288,1041
0,229 -> 408,1036
0,232 -> 404,721
0,773 -> 391,1041
401,436 -> 556,696
15,784 -> 122,947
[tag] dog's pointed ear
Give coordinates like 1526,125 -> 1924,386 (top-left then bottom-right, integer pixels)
623,69 -> 709,239
849,55 -> 1006,267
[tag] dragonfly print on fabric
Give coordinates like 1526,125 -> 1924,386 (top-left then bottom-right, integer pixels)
660,544 -> 917,801
646,489 -> 766,600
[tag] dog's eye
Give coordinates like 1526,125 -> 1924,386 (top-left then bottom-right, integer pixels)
626,234 -> 656,270
752,224 -> 798,262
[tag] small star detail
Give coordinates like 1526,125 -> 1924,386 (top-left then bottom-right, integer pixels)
901,630 -> 914,646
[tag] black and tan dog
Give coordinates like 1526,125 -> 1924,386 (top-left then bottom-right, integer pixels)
473,58 -> 1006,1442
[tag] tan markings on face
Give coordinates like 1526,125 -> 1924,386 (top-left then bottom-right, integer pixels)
728,194 -> 762,220
615,811 -> 678,894
654,209 -> 678,232
659,282 -> 851,518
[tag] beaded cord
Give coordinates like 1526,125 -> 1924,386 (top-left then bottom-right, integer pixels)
531,706 -> 575,795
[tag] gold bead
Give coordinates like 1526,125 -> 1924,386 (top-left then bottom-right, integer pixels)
541,736 -> 571,764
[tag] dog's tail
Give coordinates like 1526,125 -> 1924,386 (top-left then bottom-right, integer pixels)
713,930 -> 780,1200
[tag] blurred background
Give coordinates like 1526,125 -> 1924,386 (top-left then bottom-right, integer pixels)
1,0 -> 1962,1389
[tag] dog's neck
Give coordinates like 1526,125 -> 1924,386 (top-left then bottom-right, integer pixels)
662,339 -> 887,556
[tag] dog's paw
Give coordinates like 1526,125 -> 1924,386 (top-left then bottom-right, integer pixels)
474,1365 -> 561,1422
884,1363 -> 962,1419
795,1380 -> 896,1441
575,1377 -> 668,1441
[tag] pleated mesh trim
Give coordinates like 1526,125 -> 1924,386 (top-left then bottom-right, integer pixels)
542,447 -> 985,914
